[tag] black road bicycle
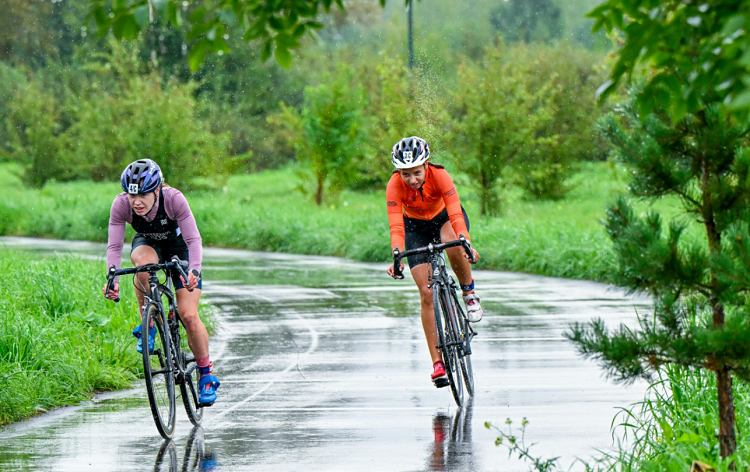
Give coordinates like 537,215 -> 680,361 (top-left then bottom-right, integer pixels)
392,236 -> 476,407
106,256 -> 204,439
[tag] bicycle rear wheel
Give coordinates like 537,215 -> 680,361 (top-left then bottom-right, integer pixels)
434,284 -> 463,406
143,303 -> 176,439
176,317 -> 204,425
450,290 -> 475,397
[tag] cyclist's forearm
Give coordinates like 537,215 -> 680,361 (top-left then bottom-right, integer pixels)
106,222 -> 126,281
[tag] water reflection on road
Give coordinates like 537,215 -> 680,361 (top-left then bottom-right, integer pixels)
0,238 -> 649,471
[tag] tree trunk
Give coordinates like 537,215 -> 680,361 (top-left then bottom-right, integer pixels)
716,367 -> 737,463
315,175 -> 324,206
701,157 -> 737,463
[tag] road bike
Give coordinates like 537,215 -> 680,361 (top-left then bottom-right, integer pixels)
392,236 -> 476,406
106,256 -> 204,439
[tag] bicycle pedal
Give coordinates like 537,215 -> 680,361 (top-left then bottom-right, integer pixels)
433,378 -> 450,389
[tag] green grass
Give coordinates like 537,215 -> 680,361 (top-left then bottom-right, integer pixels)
590,367 -> 750,472
0,161 -> 666,282
0,248 -> 214,426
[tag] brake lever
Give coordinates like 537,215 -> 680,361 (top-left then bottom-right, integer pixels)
392,248 -> 404,280
171,256 -> 194,292
459,235 -> 476,264
107,265 -> 120,303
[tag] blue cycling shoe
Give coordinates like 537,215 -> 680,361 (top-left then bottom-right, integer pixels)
198,364 -> 220,405
133,325 -> 156,354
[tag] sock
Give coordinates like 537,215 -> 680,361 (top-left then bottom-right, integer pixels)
197,358 -> 211,377
460,279 -> 475,293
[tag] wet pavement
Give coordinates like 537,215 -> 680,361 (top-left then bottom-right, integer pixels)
0,237 -> 650,471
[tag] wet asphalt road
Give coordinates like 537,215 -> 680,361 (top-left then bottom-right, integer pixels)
0,238 -> 649,471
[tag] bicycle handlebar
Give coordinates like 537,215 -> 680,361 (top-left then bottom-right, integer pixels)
391,235 -> 474,280
105,256 -> 193,302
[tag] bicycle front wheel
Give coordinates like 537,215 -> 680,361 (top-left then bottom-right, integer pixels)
450,290 -> 475,397
434,284 -> 463,406
143,303 -> 176,439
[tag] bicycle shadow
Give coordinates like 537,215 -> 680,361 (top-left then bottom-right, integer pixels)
153,425 -> 217,472
426,397 -> 476,471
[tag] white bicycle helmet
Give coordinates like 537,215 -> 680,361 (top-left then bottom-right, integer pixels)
392,136 -> 430,169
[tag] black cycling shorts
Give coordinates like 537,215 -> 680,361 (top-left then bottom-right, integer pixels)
131,234 -> 203,290
404,206 -> 470,268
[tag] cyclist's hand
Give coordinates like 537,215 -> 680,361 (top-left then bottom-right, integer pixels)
103,282 -> 120,300
386,261 -> 404,279
466,248 -> 480,263
183,272 -> 200,291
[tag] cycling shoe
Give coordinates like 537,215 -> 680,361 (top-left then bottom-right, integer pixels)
133,325 -> 156,354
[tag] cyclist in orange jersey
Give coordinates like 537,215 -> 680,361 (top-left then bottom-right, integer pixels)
386,136 -> 483,387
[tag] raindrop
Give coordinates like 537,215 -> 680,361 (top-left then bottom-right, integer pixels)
218,50 -> 224,56
223,34 -> 229,40
687,16 -> 701,27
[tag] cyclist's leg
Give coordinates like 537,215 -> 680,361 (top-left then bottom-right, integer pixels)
175,288 -> 209,360
411,263 -> 442,365
440,222 -> 473,288
440,209 -> 483,321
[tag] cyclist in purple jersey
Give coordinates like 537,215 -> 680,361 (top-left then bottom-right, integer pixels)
103,159 -> 219,405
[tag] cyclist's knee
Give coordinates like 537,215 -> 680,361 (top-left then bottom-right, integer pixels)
419,286 -> 433,306
180,309 -> 201,328
132,252 -> 158,266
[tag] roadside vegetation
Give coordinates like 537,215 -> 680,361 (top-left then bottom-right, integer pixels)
0,249 -> 215,426
0,160 -> 629,283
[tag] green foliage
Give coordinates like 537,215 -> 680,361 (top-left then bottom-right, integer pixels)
567,93 -> 750,458
590,367 -> 750,471
272,66 -> 370,204
514,44 -> 608,200
486,418 -> 560,472
88,0 -> 355,70
0,42 -> 231,189
0,68 -> 63,188
590,0 -> 750,119
0,161 -> 624,282
0,248 -> 215,425
452,42 -> 558,215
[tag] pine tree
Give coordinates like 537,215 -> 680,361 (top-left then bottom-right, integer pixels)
573,1 -> 750,462
566,96 -> 750,460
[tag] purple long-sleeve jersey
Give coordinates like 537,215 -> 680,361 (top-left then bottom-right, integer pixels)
106,187 -> 203,279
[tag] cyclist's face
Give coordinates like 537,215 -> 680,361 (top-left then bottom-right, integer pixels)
399,165 -> 427,190
127,191 -> 157,216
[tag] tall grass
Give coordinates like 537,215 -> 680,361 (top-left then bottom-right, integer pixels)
589,366 -> 750,471
0,249 -> 213,425
0,161 -> 642,283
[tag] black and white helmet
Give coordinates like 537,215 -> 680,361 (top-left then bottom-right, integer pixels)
392,136 -> 430,169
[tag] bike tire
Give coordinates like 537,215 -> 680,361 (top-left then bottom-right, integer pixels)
434,284 -> 463,406
143,303 -> 177,439
153,440 -> 177,472
176,320 -> 204,426
450,290 -> 475,397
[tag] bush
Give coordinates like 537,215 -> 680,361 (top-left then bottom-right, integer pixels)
451,42 -> 558,216
271,65 -> 371,204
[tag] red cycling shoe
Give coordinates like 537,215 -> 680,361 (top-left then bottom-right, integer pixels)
431,361 -> 449,388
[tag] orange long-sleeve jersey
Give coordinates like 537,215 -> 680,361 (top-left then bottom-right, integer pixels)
386,164 -> 470,250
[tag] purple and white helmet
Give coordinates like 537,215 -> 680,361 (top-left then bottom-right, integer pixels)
120,159 -> 163,195
392,136 -> 430,169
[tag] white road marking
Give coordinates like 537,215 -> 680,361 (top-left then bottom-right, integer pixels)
209,313 -> 319,421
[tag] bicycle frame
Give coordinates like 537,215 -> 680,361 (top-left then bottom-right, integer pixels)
391,236 -> 477,406
106,257 -> 203,436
